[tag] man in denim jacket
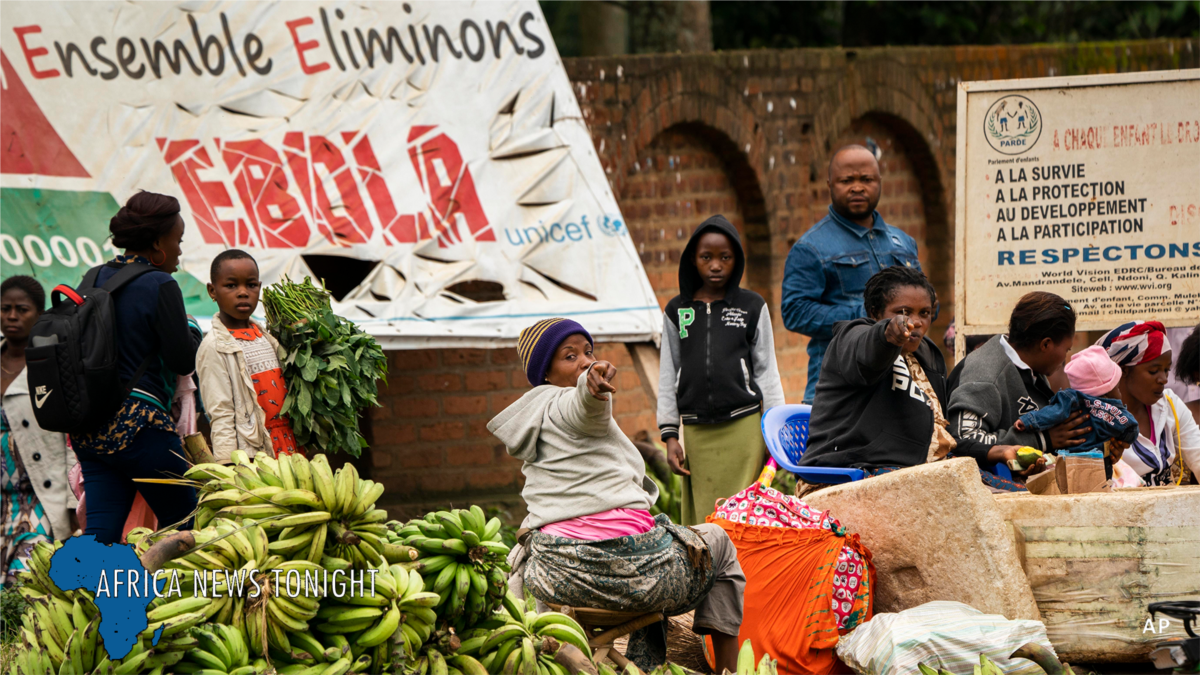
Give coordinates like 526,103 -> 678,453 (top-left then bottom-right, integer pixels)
781,145 -> 922,403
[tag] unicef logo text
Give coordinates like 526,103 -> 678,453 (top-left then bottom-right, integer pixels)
503,214 -> 626,246
985,95 -> 1042,155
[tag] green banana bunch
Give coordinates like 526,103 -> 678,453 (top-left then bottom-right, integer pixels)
186,452 -> 408,571
917,662 -> 957,675
637,663 -> 709,675
6,646 -> 59,675
265,631 -> 375,675
149,518 -> 320,663
315,458 -> 417,571
312,560 -> 441,674
396,506 -> 511,629
979,652 -> 1006,675
404,642 -> 486,675
194,452 -> 331,534
10,583 -> 108,675
7,541 -> 163,675
10,539 -> 209,675
469,592 -> 593,675
13,540 -> 70,601
83,626 -> 200,675
242,558 -> 326,658
172,622 -> 254,674
734,640 -> 778,675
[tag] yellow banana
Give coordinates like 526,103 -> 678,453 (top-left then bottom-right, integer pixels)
307,519 -> 329,564
271,488 -> 323,508
310,456 -> 338,511
146,595 -> 212,622
290,452 -> 315,493
356,603 -> 401,647
185,463 -> 237,481
267,596 -> 310,632
273,511 -> 333,529
268,527 -> 318,556
237,485 -> 285,505
277,451 -> 297,490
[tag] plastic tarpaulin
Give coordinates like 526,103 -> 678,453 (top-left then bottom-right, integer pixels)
0,1 -> 660,348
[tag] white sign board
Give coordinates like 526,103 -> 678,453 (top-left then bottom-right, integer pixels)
955,70 -> 1200,352
0,1 -> 661,348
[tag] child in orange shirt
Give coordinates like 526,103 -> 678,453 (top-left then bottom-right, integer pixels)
196,250 -> 300,461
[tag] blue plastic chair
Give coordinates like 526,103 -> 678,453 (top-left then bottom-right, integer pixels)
761,404 -> 1014,484
761,404 -> 866,484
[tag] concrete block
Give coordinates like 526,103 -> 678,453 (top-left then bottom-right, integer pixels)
995,486 -> 1200,663
803,458 -> 1040,620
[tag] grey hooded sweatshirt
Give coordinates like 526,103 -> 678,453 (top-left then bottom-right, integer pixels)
488,367 -> 659,529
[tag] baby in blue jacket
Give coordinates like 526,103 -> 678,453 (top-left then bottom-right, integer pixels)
1014,346 -> 1138,460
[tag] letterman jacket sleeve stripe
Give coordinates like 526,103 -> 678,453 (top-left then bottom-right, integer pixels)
752,309 -> 786,411
657,310 -> 683,441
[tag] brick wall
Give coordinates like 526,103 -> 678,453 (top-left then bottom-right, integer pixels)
373,39 -> 1197,510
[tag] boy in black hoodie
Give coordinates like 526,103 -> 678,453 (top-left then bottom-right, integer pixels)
659,215 -> 786,525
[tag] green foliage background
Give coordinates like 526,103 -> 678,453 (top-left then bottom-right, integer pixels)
542,1 -> 1200,56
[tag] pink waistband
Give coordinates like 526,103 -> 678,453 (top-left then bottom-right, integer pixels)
539,508 -> 656,541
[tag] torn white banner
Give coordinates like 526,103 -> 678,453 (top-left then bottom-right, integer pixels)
0,1 -> 660,348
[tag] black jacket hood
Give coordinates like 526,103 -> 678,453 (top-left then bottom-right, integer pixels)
679,215 -> 745,301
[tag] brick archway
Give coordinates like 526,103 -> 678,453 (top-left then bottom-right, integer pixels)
812,59 -> 955,351
810,56 -> 952,196
617,77 -> 772,298
616,82 -> 769,220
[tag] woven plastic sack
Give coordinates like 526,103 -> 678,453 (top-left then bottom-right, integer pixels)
836,601 -> 1057,675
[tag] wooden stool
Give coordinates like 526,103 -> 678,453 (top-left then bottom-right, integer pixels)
549,604 -> 664,675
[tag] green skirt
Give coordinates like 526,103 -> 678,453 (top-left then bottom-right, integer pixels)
680,412 -> 766,526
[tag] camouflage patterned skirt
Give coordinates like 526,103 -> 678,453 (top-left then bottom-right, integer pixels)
522,514 -> 716,669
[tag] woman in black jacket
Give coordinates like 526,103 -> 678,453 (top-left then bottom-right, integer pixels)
799,266 -> 1032,493
70,192 -> 201,543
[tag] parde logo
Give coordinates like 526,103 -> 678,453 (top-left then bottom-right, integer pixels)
984,94 -> 1042,155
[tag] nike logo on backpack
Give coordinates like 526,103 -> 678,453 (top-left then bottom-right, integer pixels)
34,386 -> 52,409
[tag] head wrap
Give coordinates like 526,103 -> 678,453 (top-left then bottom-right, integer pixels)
1096,321 -> 1172,366
517,318 -> 593,386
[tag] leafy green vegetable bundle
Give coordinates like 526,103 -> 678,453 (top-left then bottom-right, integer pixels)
262,276 -> 387,457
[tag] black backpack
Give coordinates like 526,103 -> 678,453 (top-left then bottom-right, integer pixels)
25,263 -> 156,434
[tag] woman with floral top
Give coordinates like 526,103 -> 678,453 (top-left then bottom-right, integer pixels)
2,276 -> 77,583
70,192 -> 201,544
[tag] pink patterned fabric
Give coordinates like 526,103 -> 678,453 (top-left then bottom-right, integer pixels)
713,481 -> 865,629
831,547 -> 868,629
713,481 -> 841,531
539,508 -> 656,541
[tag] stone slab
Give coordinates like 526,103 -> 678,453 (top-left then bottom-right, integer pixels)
803,458 -> 1040,621
995,485 -> 1200,663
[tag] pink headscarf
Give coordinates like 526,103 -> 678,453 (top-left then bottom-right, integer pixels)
1096,321 -> 1172,366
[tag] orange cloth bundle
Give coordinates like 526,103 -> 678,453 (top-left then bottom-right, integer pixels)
709,517 -> 875,675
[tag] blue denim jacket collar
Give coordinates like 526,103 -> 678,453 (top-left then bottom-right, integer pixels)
826,205 -> 879,238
